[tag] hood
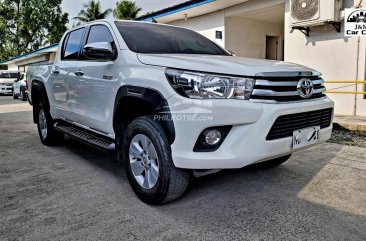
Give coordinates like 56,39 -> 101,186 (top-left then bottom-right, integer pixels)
137,54 -> 316,76
0,78 -> 16,84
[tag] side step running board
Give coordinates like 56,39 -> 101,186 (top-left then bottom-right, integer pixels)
54,122 -> 115,151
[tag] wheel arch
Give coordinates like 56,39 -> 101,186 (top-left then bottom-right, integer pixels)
31,80 -> 50,124
113,86 -> 175,145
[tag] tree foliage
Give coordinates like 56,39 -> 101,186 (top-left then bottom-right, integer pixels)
0,0 -> 68,62
0,0 -> 143,62
114,0 -> 141,20
0,1 -> 17,61
73,0 -> 112,24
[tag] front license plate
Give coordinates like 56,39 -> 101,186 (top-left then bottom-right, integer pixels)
293,126 -> 320,149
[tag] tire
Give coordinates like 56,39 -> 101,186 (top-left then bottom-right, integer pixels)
253,154 -> 292,168
13,91 -> 18,99
122,116 -> 190,205
20,88 -> 27,101
36,103 -> 64,146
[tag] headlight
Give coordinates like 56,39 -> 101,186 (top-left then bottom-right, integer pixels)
165,68 -> 255,100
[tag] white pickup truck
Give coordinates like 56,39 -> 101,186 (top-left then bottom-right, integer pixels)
27,20 -> 334,204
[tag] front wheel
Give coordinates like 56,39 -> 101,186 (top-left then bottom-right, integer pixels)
122,116 -> 190,205
36,103 -> 64,146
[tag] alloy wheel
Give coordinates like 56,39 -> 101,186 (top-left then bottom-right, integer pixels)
38,109 -> 48,139
129,134 -> 159,189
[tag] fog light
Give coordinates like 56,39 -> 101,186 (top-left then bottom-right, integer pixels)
205,130 -> 222,145
194,126 -> 232,152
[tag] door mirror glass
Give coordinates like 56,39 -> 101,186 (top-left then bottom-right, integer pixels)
83,42 -> 115,61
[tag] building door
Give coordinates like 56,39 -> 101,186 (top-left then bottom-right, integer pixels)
266,36 -> 279,60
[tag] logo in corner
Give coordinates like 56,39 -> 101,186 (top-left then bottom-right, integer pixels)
345,9 -> 366,36
297,78 -> 314,98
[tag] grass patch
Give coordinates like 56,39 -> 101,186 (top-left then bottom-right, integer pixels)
328,124 -> 366,148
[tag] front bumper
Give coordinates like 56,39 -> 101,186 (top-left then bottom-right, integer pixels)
168,96 -> 334,169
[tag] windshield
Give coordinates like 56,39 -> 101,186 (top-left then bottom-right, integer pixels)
0,72 -> 18,78
115,22 -> 229,56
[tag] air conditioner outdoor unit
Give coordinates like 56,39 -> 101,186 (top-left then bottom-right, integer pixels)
290,0 -> 342,27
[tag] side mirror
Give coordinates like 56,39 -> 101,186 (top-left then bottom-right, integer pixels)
83,42 -> 115,61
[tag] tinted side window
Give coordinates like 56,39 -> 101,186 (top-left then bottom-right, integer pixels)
84,25 -> 117,60
86,25 -> 114,44
62,28 -> 85,60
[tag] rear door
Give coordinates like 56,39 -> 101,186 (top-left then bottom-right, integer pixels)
51,27 -> 85,121
74,24 -> 119,135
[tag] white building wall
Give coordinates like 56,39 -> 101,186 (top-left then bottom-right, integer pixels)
14,54 -> 49,67
7,63 -> 18,71
49,52 -> 57,63
168,0 -> 286,50
225,16 -> 284,59
169,10 -> 225,47
284,0 -> 366,116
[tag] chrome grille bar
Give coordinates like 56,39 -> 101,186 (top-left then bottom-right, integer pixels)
252,87 -> 326,97
255,79 -> 324,87
250,74 -> 326,102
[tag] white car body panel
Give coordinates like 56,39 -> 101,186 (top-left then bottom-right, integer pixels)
168,96 -> 333,169
137,54 -> 315,76
27,20 -> 334,170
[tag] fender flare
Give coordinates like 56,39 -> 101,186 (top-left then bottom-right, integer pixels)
31,80 -> 50,123
113,85 -> 175,144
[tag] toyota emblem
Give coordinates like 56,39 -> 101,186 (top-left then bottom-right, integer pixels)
297,78 -> 314,98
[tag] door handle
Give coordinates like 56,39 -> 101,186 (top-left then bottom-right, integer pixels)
75,70 -> 84,77
52,69 -> 60,75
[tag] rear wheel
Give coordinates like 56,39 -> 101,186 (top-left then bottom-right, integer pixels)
36,103 -> 64,146
122,116 -> 190,205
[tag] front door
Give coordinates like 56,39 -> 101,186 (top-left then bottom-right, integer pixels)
74,24 -> 119,136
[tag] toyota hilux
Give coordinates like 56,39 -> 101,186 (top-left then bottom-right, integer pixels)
27,20 -> 334,204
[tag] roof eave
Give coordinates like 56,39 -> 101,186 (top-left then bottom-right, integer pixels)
0,44 -> 59,65
136,0 -> 215,22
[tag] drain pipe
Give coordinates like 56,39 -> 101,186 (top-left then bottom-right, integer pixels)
354,36 -> 360,116
353,0 -> 363,116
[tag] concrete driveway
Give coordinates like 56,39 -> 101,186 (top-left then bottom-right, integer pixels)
0,96 -> 365,241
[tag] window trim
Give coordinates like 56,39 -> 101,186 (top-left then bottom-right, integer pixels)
61,27 -> 86,61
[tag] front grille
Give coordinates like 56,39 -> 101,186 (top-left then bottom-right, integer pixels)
251,75 -> 326,102
267,108 -> 333,140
